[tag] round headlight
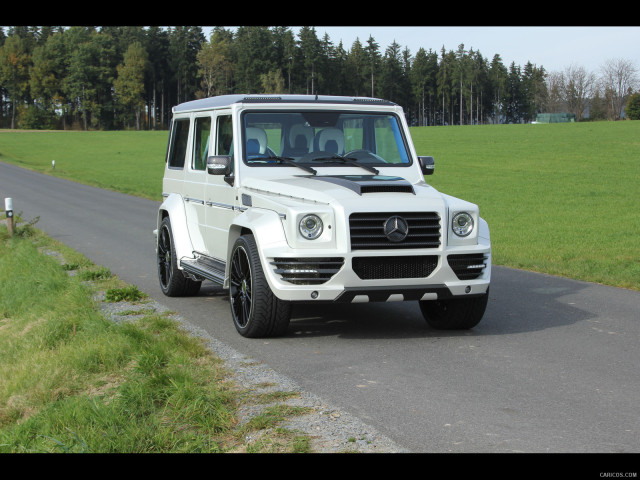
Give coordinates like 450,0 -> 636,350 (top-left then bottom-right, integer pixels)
452,212 -> 474,237
299,214 -> 323,239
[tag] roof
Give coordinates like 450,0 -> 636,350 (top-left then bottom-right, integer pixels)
172,94 -> 397,113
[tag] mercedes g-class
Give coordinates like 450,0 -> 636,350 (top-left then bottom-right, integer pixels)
156,94 -> 491,337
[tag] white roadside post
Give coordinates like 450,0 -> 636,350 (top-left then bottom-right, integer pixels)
4,198 -> 14,237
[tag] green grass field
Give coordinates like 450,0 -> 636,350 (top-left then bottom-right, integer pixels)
0,130 -> 167,200
1,121 -> 639,290
411,121 -> 640,290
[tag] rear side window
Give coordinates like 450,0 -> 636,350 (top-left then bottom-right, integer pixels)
167,118 -> 190,169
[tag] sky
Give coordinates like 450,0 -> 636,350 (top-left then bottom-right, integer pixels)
211,26 -> 640,75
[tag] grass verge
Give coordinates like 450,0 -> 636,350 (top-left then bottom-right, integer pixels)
0,219 -> 313,453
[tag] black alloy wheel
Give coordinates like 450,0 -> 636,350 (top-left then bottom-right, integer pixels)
229,235 -> 291,337
230,242 -> 253,330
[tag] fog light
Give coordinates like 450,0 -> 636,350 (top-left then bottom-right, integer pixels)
311,291 -> 319,299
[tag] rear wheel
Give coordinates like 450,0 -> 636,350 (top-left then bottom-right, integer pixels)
229,234 -> 291,338
420,289 -> 489,330
157,216 -> 201,296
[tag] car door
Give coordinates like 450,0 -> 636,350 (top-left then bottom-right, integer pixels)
203,111 -> 237,262
182,114 -> 211,255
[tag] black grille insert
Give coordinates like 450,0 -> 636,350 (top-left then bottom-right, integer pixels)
447,254 -> 487,280
352,256 -> 438,280
349,212 -> 441,250
271,257 -> 344,285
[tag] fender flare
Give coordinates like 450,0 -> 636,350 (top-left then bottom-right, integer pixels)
157,193 -> 194,266
225,208 -> 288,288
478,217 -> 490,242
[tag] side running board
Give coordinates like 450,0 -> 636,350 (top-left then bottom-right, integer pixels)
180,255 -> 226,286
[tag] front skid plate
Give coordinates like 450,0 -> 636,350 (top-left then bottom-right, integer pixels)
336,285 -> 461,303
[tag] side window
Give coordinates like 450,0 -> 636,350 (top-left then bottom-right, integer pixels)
193,116 -> 212,171
216,115 -> 233,156
167,118 -> 190,169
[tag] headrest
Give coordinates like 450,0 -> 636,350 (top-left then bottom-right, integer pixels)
288,124 -> 313,148
246,127 -> 267,154
315,128 -> 344,154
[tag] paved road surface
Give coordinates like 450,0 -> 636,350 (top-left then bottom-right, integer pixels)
2,161 -> 639,453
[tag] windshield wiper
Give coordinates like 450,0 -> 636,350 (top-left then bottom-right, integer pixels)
268,156 -> 317,175
312,155 -> 380,175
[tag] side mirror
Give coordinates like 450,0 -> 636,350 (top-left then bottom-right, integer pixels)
418,156 -> 435,175
207,155 -> 232,176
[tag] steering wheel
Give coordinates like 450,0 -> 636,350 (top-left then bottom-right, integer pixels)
345,149 -> 386,163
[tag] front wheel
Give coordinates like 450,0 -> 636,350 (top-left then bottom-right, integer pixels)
229,235 -> 291,338
419,289 -> 489,330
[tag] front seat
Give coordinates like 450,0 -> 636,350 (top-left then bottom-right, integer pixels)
314,128 -> 345,155
281,124 -> 314,158
246,127 -> 268,156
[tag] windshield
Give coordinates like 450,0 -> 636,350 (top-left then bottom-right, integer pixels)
242,111 -> 410,171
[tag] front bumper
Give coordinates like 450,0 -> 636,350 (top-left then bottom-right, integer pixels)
259,243 -> 491,303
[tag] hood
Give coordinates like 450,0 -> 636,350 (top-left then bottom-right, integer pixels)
241,174 -> 444,206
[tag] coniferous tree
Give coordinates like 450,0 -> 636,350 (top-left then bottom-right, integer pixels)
625,92 -> 640,120
169,26 -> 205,103
345,38 -> 367,97
364,36 -> 381,98
144,26 -> 171,129
378,41 -> 405,105
297,27 -> 321,95
521,62 -> 548,122
114,42 -> 148,129
437,47 -> 456,125
505,62 -> 522,123
412,48 -> 439,126
270,27 -> 296,93
29,31 -> 67,128
489,54 -> 508,124
0,34 -> 31,128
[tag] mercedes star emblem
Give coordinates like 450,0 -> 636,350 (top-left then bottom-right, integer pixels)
383,215 -> 409,242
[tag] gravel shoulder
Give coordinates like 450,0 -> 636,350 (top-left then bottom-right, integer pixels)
42,243 -> 408,453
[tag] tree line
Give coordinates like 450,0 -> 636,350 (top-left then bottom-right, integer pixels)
1,26 -> 638,131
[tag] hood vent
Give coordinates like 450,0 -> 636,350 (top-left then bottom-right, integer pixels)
308,175 -> 415,195
360,184 -> 414,194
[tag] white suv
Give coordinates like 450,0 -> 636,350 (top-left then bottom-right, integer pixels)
156,94 -> 491,337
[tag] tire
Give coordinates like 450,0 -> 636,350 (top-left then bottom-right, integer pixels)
157,216 -> 201,297
229,234 -> 291,338
420,289 -> 489,330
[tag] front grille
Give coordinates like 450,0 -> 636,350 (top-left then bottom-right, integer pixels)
349,212 -> 441,250
447,254 -> 487,280
352,256 -> 438,280
271,257 -> 344,285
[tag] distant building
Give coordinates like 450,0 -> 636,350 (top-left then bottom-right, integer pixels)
534,113 -> 576,123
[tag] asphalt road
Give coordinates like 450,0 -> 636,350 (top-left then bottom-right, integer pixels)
2,160 -> 639,453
